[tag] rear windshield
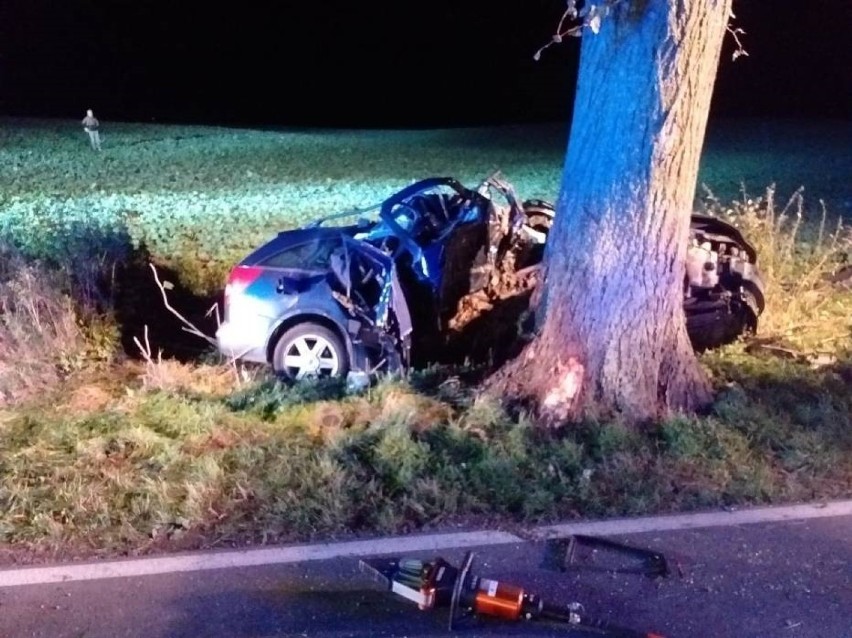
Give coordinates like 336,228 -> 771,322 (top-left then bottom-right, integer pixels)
261,237 -> 339,270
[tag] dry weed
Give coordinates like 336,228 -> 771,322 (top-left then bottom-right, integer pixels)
0,258 -> 89,406
64,384 -> 114,414
379,388 -> 454,433
135,356 -> 255,397
304,399 -> 379,441
700,185 -> 852,351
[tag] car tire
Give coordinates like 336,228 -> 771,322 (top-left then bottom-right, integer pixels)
272,322 -> 349,381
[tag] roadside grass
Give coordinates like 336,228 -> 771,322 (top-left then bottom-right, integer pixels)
0,246 -> 119,407
1,358 -> 849,559
1,118 -> 850,560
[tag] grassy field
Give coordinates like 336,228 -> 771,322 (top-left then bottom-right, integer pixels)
0,117 -> 850,563
2,117 -> 849,291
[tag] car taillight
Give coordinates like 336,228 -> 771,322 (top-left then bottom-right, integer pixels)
224,265 -> 263,303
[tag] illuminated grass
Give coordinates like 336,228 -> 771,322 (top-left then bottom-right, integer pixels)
1,368 -> 849,558
2,117 -> 848,292
0,119 -> 565,291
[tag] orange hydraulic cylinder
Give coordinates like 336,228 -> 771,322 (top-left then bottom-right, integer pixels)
473,578 -> 525,620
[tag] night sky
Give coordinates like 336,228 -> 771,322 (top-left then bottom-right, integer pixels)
1,0 -> 849,128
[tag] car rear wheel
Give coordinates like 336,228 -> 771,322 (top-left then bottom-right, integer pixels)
272,323 -> 349,381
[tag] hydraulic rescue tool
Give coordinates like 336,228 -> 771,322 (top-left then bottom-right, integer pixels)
359,550 -> 665,637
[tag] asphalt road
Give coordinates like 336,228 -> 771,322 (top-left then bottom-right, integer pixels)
0,515 -> 849,638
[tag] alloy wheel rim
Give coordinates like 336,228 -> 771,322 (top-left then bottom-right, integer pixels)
281,335 -> 340,379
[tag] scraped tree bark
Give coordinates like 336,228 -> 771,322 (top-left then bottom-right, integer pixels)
490,0 -> 732,424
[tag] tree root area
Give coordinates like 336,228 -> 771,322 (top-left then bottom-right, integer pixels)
439,264 -> 541,371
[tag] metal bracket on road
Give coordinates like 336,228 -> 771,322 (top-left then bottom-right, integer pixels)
542,534 -> 669,578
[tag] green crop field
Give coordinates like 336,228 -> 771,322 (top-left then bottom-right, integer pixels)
2,117 -> 849,292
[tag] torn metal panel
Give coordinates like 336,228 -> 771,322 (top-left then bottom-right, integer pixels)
327,235 -> 413,374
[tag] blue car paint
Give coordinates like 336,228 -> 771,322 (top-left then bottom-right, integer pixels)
259,270 -> 356,356
236,232 -> 402,366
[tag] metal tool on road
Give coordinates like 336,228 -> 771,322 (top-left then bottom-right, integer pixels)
359,549 -> 665,637
542,534 -> 669,578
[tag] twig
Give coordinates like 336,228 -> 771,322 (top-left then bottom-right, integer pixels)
726,25 -> 748,61
816,199 -> 827,253
205,302 -> 222,327
725,9 -> 749,61
132,324 -> 163,367
150,262 -> 250,384
533,1 -> 623,61
148,262 -> 217,347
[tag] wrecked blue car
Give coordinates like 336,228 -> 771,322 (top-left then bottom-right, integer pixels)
216,174 -> 765,381
215,175 -> 550,381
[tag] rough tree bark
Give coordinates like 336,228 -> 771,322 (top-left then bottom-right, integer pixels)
489,0 -> 732,425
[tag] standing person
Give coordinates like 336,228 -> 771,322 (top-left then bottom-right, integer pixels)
81,109 -> 102,151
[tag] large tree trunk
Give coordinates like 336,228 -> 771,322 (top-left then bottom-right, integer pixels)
489,0 -> 732,425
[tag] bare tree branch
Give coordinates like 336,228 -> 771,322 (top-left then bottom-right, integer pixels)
148,262 -> 217,347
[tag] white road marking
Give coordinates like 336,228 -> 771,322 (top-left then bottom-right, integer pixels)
0,530 -> 519,588
1,500 -> 850,589
531,499 -> 852,538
